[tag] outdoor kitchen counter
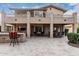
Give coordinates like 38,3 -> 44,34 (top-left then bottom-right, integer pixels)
0,33 -> 26,43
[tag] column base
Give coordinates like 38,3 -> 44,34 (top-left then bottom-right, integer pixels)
27,36 -> 30,38
50,37 -> 53,38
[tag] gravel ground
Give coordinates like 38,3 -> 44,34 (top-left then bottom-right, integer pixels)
0,37 -> 79,56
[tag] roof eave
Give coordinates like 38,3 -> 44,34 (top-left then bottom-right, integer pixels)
9,5 -> 67,12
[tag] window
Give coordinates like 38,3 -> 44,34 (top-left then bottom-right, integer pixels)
31,11 -> 34,17
34,11 -> 43,17
50,8 -> 51,10
18,24 -> 27,32
7,26 -> 11,32
17,10 -> 27,16
43,12 -> 46,17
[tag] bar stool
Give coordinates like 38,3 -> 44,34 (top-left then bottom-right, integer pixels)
9,32 -> 19,47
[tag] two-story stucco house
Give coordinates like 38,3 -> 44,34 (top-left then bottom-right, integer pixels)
1,5 -> 77,38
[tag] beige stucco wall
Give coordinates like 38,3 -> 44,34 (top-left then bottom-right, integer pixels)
51,8 -> 64,15
65,25 -> 73,33
15,7 -> 64,15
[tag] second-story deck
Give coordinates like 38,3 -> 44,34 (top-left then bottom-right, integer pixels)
5,14 -> 75,24
53,15 -> 75,24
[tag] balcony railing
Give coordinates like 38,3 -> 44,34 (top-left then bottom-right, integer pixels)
5,13 -> 75,24
16,14 -> 27,17
53,15 -> 74,23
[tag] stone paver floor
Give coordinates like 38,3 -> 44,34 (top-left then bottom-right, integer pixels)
0,37 -> 79,56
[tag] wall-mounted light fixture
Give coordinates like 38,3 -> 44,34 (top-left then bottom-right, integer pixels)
15,19 -> 17,21
39,19 -> 41,21
64,19 -> 66,21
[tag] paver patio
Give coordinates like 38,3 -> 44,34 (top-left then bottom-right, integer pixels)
0,37 -> 79,56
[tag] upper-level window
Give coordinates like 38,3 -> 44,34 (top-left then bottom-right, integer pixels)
50,8 -> 51,10
30,11 -> 34,17
43,12 -> 46,17
34,11 -> 46,17
16,10 -> 27,16
34,11 -> 43,17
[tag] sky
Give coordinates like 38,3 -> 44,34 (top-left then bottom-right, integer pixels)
0,3 -> 77,15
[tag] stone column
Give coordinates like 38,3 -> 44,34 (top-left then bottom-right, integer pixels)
50,23 -> 53,38
46,8 -> 51,18
27,23 -> 30,38
15,25 -> 18,32
12,25 -> 15,31
27,11 -> 30,19
73,13 -> 77,33
63,25 -> 65,35
1,11 -> 5,32
50,8 -> 53,38
27,11 -> 30,38
72,24 -> 77,33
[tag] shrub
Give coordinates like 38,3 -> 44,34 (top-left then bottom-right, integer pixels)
67,33 -> 79,44
77,28 -> 79,33
65,29 -> 69,36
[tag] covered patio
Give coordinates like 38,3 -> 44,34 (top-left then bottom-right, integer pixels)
4,23 -> 76,38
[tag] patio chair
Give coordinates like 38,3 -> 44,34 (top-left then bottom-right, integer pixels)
9,32 -> 19,47
58,32 -> 62,38
9,32 -> 13,45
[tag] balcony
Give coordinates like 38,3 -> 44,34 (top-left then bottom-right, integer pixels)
53,15 -> 74,24
30,17 -> 51,23
5,15 -> 28,24
16,14 -> 27,17
5,14 -> 75,24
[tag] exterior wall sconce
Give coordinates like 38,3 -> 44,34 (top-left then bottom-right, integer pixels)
39,19 -> 41,21
64,19 -> 66,21
15,19 -> 17,21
